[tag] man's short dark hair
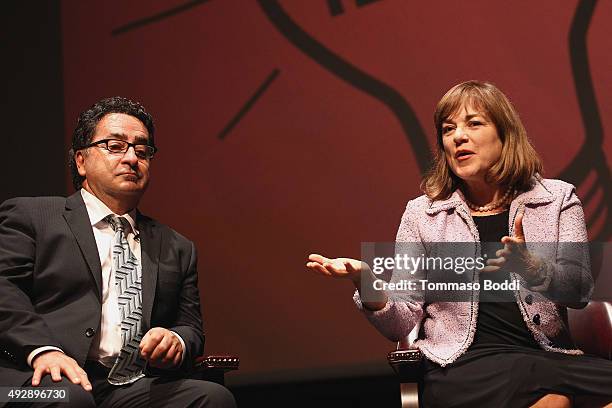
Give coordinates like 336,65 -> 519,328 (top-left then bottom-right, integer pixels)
68,96 -> 155,190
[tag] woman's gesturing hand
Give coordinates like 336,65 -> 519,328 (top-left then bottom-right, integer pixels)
306,254 -> 388,311
483,213 -> 543,283
306,254 -> 366,283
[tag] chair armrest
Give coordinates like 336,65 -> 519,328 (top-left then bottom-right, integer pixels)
388,349 -> 423,382
194,355 -> 240,372
388,348 -> 423,408
190,355 -> 239,385
390,328 -> 423,408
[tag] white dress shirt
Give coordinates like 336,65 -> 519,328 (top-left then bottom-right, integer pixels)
27,189 -> 185,367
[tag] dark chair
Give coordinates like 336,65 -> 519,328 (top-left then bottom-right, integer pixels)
191,354 -> 240,385
567,301 -> 612,360
387,301 -> 612,408
387,322 -> 422,408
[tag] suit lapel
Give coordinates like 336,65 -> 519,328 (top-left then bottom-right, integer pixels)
137,214 -> 161,329
63,191 -> 103,300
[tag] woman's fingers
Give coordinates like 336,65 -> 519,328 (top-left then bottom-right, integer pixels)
486,257 -> 506,267
482,254 -> 506,273
324,261 -> 348,275
495,248 -> 508,258
501,236 -> 518,245
306,262 -> 332,276
307,255 -> 364,279
306,259 -> 348,277
306,254 -> 335,276
308,253 -> 329,264
481,264 -> 500,273
500,237 -> 526,260
344,260 -> 358,274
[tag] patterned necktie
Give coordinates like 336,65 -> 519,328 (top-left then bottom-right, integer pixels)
105,215 -> 146,385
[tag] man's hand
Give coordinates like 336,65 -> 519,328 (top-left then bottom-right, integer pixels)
139,327 -> 183,369
31,351 -> 92,391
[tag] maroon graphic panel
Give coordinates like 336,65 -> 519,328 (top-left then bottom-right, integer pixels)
62,0 -> 611,383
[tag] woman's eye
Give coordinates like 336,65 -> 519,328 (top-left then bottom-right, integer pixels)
442,126 -> 454,134
468,121 -> 482,127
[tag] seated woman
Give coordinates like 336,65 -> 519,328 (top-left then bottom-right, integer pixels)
307,81 -> 612,408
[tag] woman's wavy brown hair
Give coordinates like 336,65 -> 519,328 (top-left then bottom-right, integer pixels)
421,80 -> 543,200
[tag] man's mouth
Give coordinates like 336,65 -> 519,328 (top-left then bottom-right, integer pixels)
118,172 -> 139,180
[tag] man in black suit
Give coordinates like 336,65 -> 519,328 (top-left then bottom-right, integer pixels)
0,97 -> 235,407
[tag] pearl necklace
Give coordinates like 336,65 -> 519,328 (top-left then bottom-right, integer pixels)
465,187 -> 514,213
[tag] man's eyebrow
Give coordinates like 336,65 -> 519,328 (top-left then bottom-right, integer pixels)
108,132 -> 128,140
108,133 -> 149,143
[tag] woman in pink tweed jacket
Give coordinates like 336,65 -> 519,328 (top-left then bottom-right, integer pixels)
352,176 -> 591,362
307,81 -> 611,407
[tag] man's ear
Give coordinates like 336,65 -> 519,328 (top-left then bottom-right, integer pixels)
75,150 -> 86,177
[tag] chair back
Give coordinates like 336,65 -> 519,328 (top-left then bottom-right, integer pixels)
567,301 -> 612,359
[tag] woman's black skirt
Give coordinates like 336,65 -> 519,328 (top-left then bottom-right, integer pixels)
422,345 -> 612,408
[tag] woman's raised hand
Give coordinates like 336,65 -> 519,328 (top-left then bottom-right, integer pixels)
483,213 -> 527,272
306,254 -> 367,282
307,254 -> 388,311
483,213 -> 543,282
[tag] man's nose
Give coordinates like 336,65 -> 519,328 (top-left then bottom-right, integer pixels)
121,146 -> 139,165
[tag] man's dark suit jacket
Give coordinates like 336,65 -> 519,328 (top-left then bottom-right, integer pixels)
0,191 -> 204,387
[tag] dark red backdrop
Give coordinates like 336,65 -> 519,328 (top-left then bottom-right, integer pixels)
62,0 -> 612,385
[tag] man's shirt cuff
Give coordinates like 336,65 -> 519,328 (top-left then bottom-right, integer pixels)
27,346 -> 64,367
170,331 -> 186,364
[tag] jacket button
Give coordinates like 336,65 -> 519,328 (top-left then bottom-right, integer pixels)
532,314 -> 541,325
85,328 -> 96,338
525,294 -> 533,305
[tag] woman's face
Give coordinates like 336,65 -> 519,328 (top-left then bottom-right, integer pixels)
441,103 -> 502,185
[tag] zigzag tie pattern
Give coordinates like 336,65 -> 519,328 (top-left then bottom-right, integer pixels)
105,215 -> 146,385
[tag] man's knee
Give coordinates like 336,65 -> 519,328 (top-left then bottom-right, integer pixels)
180,379 -> 236,408
63,385 -> 96,408
100,377 -> 236,408
202,381 -> 236,408
35,377 -> 96,408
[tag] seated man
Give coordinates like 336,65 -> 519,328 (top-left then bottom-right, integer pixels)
0,97 -> 236,407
